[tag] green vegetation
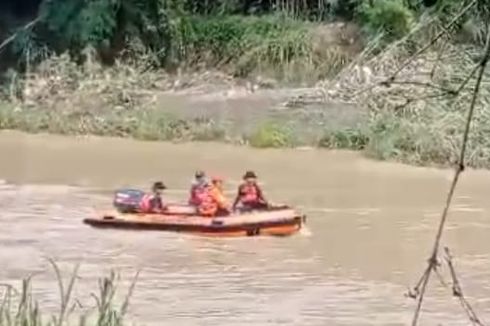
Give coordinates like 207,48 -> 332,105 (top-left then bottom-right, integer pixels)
1,0 -> 359,83
0,260 -> 137,326
309,0 -> 490,168
1,0 -> 490,168
0,102 -> 227,142
1,0 -> 486,75
248,122 -> 295,148
318,128 -> 369,151
358,0 -> 415,39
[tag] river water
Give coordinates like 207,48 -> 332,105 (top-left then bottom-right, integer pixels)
1,130 -> 489,325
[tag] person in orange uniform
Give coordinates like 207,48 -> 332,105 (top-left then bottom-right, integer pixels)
232,171 -> 269,212
139,181 -> 168,214
210,176 -> 230,215
189,170 -> 208,206
198,177 -> 231,217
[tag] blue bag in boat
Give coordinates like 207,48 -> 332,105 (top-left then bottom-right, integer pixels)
113,188 -> 145,213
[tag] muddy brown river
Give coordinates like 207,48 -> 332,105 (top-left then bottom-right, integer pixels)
1,130 -> 490,325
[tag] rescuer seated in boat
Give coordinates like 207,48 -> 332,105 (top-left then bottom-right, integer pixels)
188,170 -> 209,206
139,181 -> 168,214
232,171 -> 269,212
198,176 -> 231,217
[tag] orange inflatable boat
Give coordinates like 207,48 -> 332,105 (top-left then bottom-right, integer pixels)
83,206 -> 305,237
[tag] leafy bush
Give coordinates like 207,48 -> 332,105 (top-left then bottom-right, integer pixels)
8,0 -> 172,66
357,0 -> 415,38
318,128 -> 369,150
248,122 -> 294,148
178,15 -> 313,74
2,0 -> 357,80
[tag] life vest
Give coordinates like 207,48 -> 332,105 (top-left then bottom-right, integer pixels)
189,183 -> 208,206
239,183 -> 259,204
139,194 -> 153,213
139,194 -> 161,213
210,186 -> 228,209
197,189 -> 218,217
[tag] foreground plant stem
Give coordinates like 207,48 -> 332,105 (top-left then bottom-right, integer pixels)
410,24 -> 490,326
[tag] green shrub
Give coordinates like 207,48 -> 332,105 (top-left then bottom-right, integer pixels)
358,0 -> 415,38
179,15 -> 313,76
248,122 -> 294,148
318,128 -> 369,150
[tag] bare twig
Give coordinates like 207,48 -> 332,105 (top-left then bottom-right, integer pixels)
389,80 -> 457,94
391,63 -> 483,111
393,93 -> 448,112
434,267 -> 449,288
389,0 -> 478,82
0,17 -> 41,55
453,62 -> 482,95
444,247 -> 485,326
430,38 -> 449,79
352,0 -> 477,98
409,24 -> 490,326
406,265 -> 431,299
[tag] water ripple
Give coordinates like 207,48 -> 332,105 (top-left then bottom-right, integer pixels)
1,184 -> 490,325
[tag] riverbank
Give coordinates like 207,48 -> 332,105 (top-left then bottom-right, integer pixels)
0,51 -> 368,149
2,54 -> 489,171
0,94 -> 366,148
2,46 -> 490,170
1,2 -> 489,169
0,71 -> 488,170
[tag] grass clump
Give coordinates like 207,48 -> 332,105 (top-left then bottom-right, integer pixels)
0,103 -> 227,143
177,14 -> 353,83
0,259 -> 138,326
248,122 -> 294,148
318,127 -> 369,150
357,0 -> 415,39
